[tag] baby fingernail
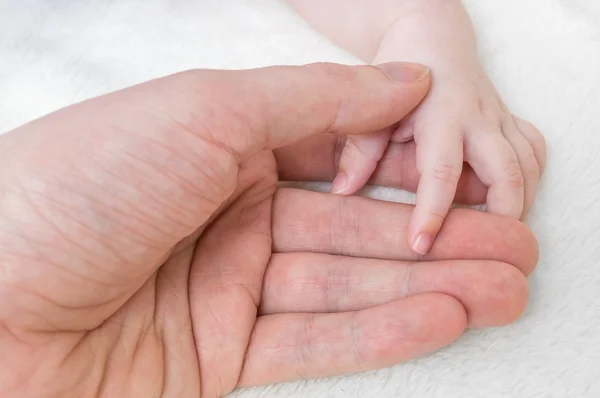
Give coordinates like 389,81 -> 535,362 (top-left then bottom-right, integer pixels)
413,233 -> 432,255
331,172 -> 348,194
376,62 -> 430,83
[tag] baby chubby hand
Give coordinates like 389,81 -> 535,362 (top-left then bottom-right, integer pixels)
330,64 -> 546,255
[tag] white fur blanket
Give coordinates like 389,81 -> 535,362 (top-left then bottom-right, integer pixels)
1,1 -> 600,397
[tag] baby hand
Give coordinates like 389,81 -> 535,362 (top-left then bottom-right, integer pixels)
330,66 -> 546,255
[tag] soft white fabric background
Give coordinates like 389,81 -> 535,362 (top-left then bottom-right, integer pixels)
1,1 -> 599,397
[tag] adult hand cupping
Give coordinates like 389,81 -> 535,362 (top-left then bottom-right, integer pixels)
0,63 -> 538,398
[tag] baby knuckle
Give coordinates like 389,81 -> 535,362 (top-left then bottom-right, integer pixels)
501,160 -> 524,187
343,137 -> 369,160
521,156 -> 541,181
429,163 -> 462,185
424,206 -> 448,223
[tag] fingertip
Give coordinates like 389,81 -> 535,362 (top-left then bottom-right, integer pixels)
330,166 -> 373,196
332,131 -> 392,195
457,261 -> 530,328
409,210 -> 440,256
414,293 -> 468,341
331,147 -> 371,195
433,208 -> 540,276
412,232 -> 433,256
409,260 -> 530,329
408,206 -> 447,256
483,263 -> 530,327
330,171 -> 349,195
366,294 -> 467,365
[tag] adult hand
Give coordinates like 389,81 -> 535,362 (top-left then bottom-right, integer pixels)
0,63 -> 538,398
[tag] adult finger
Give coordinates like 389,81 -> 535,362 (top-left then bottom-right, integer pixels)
408,127 -> 464,255
261,253 -> 529,328
272,188 -> 539,276
275,137 -> 487,204
238,294 -> 466,388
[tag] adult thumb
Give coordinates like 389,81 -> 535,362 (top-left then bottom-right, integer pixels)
4,61 -> 430,232
177,62 -> 431,160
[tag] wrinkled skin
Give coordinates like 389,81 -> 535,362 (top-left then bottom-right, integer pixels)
0,63 -> 538,398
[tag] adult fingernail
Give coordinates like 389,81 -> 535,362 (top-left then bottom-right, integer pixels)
331,172 -> 348,194
376,62 -> 430,83
412,233 -> 432,255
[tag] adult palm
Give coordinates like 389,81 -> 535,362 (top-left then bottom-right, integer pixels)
0,64 -> 537,398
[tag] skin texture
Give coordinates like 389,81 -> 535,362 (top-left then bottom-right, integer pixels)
287,0 -> 547,255
0,62 -> 538,398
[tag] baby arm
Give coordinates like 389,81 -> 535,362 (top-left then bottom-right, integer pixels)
287,0 -> 546,255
